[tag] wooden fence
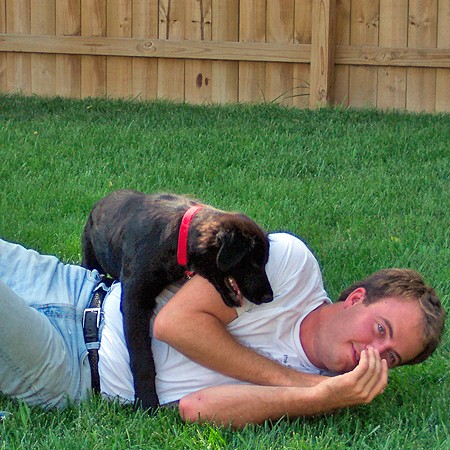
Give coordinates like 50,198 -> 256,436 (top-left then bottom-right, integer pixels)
0,0 -> 449,112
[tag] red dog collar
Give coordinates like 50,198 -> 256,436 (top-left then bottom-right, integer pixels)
177,205 -> 204,269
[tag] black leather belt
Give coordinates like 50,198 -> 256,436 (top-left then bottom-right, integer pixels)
83,278 -> 114,393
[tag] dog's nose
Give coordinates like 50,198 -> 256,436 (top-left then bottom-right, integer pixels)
261,293 -> 273,303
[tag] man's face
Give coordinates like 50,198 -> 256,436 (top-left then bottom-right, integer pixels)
315,289 -> 426,373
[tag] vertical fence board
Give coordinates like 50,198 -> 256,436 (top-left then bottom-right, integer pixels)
265,61 -> 293,105
239,0 -> 266,103
377,65 -> 407,109
436,0 -> 450,112
267,0 -> 294,44
294,0 -> 312,44
266,0 -> 294,106
131,0 -> 158,100
377,0 -> 407,109
309,0 -> 336,108
293,0 -> 312,108
349,0 -> 379,108
30,0 -> 55,97
406,0 -> 437,112
158,0 -> 185,101
56,0 -> 81,99
435,70 -> 450,113
334,0 -> 350,107
211,0 -> 239,104
81,0 -> 106,98
107,0 -> 132,99
292,64 -> 310,108
6,0 -> 31,95
185,0 -> 212,104
407,68 -> 436,112
408,0 -> 438,47
0,0 -> 5,91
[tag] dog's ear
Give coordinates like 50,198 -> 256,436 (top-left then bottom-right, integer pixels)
216,230 -> 253,272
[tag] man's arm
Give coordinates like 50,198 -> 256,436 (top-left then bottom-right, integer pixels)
177,348 -> 388,429
153,275 -> 324,388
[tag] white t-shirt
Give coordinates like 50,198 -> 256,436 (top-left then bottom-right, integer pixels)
98,232 -> 332,405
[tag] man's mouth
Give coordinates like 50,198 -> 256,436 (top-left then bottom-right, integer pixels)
225,276 -> 243,306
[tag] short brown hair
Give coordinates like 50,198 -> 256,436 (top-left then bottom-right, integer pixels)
337,268 -> 446,365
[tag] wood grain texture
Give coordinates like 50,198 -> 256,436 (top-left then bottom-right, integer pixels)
266,0 -> 294,106
81,0 -> 106,98
2,34 -> 449,68
377,0 -> 407,109
56,0 -> 81,98
31,0 -> 56,97
6,0 -> 31,94
158,0 -> 185,101
294,0 -> 312,44
185,0 -> 212,104
292,0 -> 313,108
309,0 -> 336,108
211,0 -> 238,104
407,0 -> 437,112
334,0 -> 350,107
348,0 -> 378,107
239,0 -> 266,103
131,0 -> 158,100
107,0 -> 132,99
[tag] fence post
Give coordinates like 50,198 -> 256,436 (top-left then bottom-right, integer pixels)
309,0 -> 336,108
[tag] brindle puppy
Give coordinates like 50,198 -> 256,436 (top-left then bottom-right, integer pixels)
81,189 -> 273,410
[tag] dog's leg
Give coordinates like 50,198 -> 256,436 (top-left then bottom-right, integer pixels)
121,279 -> 160,411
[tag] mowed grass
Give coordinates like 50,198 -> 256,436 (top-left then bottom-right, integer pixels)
0,94 -> 448,449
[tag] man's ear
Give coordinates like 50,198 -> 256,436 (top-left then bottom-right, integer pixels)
343,287 -> 366,308
215,229 -> 251,272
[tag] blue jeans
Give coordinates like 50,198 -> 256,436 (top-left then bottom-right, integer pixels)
0,238 -> 102,408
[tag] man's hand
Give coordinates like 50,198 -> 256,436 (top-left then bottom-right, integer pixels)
316,347 -> 388,409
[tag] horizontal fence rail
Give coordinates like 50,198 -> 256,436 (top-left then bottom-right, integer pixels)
1,34 -> 449,68
0,0 -> 449,112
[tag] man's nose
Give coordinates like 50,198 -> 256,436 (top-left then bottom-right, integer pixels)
366,343 -> 390,356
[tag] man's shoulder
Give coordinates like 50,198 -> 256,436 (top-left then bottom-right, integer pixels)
268,232 -> 312,258
267,232 -> 321,280
262,232 -> 328,309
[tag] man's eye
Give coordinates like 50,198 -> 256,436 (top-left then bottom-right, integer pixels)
377,323 -> 385,335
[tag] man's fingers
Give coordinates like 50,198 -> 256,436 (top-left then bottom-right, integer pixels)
373,358 -> 389,394
356,348 -> 388,402
352,348 -> 376,382
343,348 -> 386,403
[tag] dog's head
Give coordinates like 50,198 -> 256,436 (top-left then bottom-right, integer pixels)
190,212 -> 273,308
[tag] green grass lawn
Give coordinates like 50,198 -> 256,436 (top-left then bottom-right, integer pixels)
0,94 -> 448,449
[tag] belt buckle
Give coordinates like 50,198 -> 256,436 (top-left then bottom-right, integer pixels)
83,307 -> 101,328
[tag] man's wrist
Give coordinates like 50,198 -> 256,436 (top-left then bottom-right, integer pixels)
282,369 -> 326,388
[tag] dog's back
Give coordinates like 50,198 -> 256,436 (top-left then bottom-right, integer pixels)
82,190 -> 198,278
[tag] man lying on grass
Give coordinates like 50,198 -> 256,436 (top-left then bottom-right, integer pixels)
0,233 -> 445,429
